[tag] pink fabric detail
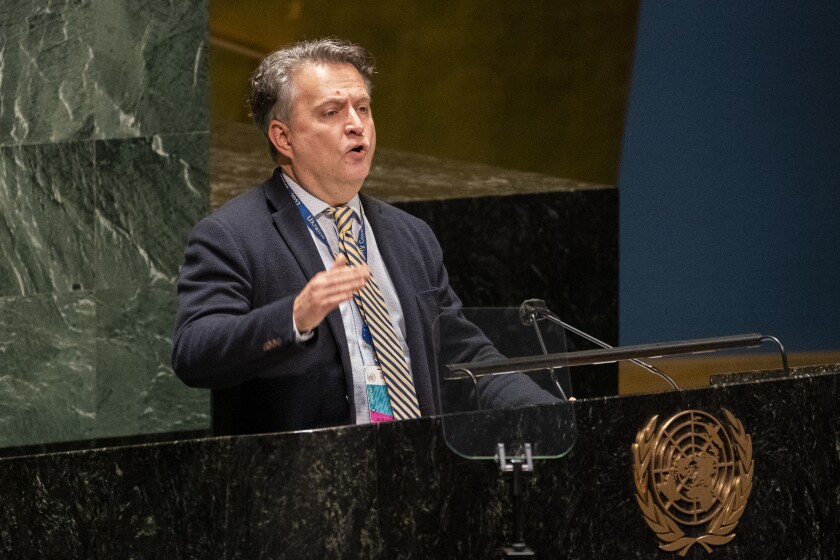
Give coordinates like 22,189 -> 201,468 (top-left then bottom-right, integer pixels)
370,411 -> 395,423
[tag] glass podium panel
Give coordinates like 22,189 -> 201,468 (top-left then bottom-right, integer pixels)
430,307 -> 576,461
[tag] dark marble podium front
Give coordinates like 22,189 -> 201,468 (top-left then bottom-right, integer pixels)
1,365 -> 838,559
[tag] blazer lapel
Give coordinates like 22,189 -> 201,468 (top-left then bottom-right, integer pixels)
265,176 -> 326,281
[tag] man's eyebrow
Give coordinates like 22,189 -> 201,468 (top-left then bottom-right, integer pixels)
314,95 -> 371,109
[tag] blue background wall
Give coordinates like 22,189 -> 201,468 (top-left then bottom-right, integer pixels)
619,2 -> 840,351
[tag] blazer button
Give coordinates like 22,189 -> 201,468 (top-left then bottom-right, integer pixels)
262,338 -> 283,352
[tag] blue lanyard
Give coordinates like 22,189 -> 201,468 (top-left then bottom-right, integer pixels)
281,175 -> 368,261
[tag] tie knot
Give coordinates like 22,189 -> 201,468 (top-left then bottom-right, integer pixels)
328,206 -> 355,235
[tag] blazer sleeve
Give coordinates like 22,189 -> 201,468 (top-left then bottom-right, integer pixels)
171,215 -> 308,389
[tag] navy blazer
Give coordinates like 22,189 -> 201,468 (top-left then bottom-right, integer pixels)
172,169 -> 553,435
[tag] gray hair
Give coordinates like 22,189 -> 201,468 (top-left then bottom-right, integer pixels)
248,38 -> 376,161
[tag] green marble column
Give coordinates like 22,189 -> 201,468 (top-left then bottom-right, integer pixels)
0,0 -> 210,448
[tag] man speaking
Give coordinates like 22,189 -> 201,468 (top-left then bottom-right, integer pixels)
172,38 -> 554,436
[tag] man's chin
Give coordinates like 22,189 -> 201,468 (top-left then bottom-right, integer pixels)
342,163 -> 371,182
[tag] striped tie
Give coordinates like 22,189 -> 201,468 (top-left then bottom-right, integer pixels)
328,206 -> 421,420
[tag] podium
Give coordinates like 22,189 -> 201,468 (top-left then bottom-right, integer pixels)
1,361 -> 838,558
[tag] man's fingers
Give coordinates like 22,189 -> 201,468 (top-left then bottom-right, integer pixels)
329,254 -> 369,281
330,253 -> 348,270
311,282 -> 358,302
293,256 -> 370,332
325,256 -> 369,286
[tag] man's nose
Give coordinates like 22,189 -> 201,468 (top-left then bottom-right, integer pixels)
345,107 -> 364,135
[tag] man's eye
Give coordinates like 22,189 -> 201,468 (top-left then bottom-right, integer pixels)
358,105 -> 370,114
324,110 -> 338,117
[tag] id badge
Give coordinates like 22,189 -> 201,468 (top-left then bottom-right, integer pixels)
365,365 -> 394,422
364,365 -> 386,386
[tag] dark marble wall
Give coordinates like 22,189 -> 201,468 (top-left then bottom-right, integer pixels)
0,0 -> 210,448
1,367 -> 837,559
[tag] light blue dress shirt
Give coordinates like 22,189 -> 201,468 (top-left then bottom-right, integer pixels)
284,173 -> 412,424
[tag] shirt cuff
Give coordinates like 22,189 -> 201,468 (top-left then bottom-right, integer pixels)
293,316 -> 315,343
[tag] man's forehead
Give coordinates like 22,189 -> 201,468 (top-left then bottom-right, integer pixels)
293,62 -> 367,92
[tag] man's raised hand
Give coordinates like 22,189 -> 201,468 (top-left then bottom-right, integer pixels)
293,254 -> 369,332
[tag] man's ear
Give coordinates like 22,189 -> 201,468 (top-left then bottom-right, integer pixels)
268,120 -> 293,160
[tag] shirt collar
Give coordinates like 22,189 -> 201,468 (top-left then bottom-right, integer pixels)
282,170 -> 361,221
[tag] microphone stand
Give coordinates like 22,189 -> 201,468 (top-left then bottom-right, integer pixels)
522,311 -> 572,401
520,299 -> 679,391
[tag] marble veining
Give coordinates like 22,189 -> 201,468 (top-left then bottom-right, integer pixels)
711,362 -> 840,386
1,368 -> 837,558
91,0 -> 208,140
0,0 -> 211,451
0,0 -> 208,145
93,284 -> 210,439
0,142 -> 95,297
222,427 -> 382,560
0,291 -> 97,448
94,132 -> 209,289
0,0 -> 94,146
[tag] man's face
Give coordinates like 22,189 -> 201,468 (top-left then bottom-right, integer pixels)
274,62 -> 376,205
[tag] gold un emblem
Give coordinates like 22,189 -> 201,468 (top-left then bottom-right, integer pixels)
632,409 -> 754,556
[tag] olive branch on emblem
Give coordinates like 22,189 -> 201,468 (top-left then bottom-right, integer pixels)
632,410 -> 754,556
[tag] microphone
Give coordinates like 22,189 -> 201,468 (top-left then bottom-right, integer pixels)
518,299 -> 679,391
519,299 -> 549,326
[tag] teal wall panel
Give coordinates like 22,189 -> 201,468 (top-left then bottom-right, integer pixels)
94,285 -> 209,440
0,142 -> 96,296
95,133 -> 209,289
0,0 -> 210,449
0,0 -> 94,144
92,1 -> 208,138
0,292 -> 97,447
